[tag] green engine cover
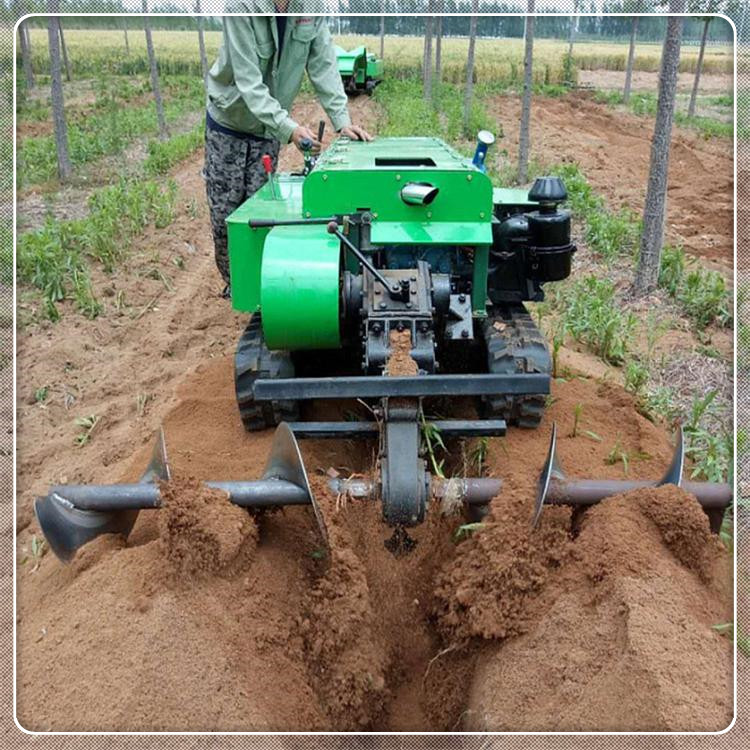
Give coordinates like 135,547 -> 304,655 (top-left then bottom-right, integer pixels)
260,224 -> 341,350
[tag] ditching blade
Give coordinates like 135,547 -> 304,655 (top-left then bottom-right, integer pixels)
532,423 -> 732,532
34,428 -> 171,563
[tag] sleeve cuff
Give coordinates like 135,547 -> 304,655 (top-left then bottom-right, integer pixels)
331,111 -> 352,132
277,117 -> 299,145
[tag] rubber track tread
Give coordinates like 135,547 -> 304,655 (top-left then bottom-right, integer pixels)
234,314 -> 299,432
481,305 -> 551,429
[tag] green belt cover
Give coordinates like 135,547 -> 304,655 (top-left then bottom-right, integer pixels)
260,225 -> 341,350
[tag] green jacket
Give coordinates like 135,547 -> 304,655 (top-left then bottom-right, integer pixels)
206,1 -> 351,144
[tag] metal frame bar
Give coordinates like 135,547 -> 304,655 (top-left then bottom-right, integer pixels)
254,373 -> 550,401
288,419 -> 508,439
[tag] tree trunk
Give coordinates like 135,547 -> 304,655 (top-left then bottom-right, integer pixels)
623,17 -> 638,104
379,6 -> 385,59
435,13 -> 443,85
143,0 -> 168,139
687,17 -> 710,118
196,0 -> 208,83
19,18 -> 35,90
567,8 -> 575,58
423,12 -> 434,100
47,3 -> 72,181
463,0 -> 479,133
518,1 -> 535,184
123,19 -> 130,55
634,9 -> 684,296
58,17 -> 71,82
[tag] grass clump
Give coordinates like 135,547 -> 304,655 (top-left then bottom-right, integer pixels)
17,178 -> 177,320
18,81 -> 203,187
561,276 -> 635,365
374,77 -> 492,140
144,123 -> 203,176
658,245 -> 731,330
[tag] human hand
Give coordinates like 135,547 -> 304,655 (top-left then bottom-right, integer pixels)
291,125 -> 321,154
339,124 -> 373,142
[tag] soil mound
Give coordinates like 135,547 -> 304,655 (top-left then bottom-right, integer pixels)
462,485 -> 732,731
17,357 -> 732,731
433,501 -> 571,642
158,477 -> 257,577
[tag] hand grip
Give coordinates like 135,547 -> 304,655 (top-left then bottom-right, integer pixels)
317,120 -> 326,142
262,154 -> 273,174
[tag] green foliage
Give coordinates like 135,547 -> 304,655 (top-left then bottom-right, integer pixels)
562,277 -> 636,365
144,123 -> 203,176
624,358 -> 649,396
677,269 -> 732,330
584,206 -> 641,261
658,244 -> 686,296
595,88 -> 732,139
17,78 -> 203,186
17,179 -> 177,320
658,245 -> 731,330
682,390 -> 732,483
374,78 -> 492,141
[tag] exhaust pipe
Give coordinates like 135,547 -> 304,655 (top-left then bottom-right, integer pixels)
401,182 -> 439,206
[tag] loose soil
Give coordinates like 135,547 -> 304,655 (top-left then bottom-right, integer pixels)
489,91 -> 733,269
15,93 -> 733,731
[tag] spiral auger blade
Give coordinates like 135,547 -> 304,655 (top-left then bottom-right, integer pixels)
33,424 -> 327,564
34,429 -> 171,563
532,424 -> 731,532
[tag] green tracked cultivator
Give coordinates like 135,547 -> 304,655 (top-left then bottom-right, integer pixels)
35,135 -> 732,559
335,45 -> 383,95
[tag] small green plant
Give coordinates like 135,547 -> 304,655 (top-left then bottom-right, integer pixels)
605,436 -> 630,475
453,522 -> 486,542
550,319 -> 566,378
677,269 -> 732,330
570,403 -> 584,438
34,386 -> 49,403
470,437 -> 489,475
421,416 -> 446,478
74,415 -> 101,447
20,534 -> 46,572
624,358 -> 649,396
658,244 -> 686,296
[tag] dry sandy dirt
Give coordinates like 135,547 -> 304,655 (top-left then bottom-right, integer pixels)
488,91 -> 733,271
15,94 -> 734,731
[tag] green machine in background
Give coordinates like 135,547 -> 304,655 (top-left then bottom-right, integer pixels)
335,45 -> 383,94
32,135 -> 734,561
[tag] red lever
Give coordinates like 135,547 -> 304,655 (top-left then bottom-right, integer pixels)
262,154 -> 273,175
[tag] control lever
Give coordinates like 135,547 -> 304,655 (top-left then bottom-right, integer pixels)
326,221 -> 406,301
262,154 -> 279,200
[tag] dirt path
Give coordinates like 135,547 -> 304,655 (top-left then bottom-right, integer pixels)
15,93 -> 732,731
488,91 -> 733,269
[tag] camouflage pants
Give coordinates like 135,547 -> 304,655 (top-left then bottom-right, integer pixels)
204,126 -> 280,285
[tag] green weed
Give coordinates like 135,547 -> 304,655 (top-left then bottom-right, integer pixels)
74,415 -> 101,447
17,178 -> 177,320
562,277 -> 636,365
677,269 -> 732,330
144,123 -> 203,176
